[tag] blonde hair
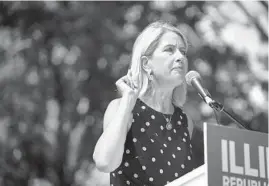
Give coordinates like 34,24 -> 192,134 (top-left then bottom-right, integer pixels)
129,21 -> 188,107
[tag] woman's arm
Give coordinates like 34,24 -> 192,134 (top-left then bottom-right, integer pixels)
93,95 -> 133,173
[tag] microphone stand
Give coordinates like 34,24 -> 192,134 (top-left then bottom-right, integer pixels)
199,93 -> 249,130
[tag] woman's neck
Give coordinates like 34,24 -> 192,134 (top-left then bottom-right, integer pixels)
140,86 -> 175,115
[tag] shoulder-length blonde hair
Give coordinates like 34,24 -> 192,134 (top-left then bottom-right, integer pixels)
129,21 -> 189,108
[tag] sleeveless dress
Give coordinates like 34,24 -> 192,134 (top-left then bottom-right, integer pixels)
110,99 -> 195,186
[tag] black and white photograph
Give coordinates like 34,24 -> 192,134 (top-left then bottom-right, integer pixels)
0,1 -> 267,186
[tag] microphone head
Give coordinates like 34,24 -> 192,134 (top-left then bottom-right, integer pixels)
185,71 -> 201,86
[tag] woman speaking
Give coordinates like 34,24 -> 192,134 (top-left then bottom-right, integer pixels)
93,21 -> 196,186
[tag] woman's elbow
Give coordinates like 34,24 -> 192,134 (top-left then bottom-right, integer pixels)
94,160 -> 120,173
94,161 -> 113,173
93,153 -> 121,173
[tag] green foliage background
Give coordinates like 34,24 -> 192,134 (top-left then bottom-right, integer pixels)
0,1 -> 267,186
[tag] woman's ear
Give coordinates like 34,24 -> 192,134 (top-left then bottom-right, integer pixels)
141,56 -> 151,73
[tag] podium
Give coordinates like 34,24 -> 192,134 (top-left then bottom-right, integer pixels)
166,123 -> 268,186
165,164 -> 206,186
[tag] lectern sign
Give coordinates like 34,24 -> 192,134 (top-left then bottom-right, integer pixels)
204,123 -> 268,186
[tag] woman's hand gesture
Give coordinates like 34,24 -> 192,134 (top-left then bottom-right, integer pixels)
115,70 -> 140,111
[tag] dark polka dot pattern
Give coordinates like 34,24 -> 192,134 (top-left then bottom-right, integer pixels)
110,99 -> 195,186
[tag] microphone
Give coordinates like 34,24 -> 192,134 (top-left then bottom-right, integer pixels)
185,71 -> 213,104
185,70 -> 248,129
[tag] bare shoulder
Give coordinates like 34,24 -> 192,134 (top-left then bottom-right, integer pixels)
103,98 -> 133,130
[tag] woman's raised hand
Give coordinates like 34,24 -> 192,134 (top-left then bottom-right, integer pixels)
115,70 -> 140,110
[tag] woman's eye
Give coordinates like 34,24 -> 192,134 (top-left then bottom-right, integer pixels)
165,47 -> 174,52
181,50 -> 186,55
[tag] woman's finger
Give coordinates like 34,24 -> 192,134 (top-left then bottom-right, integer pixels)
127,70 -> 137,89
115,76 -> 127,86
116,76 -> 131,90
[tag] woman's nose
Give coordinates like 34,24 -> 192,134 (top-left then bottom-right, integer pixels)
175,50 -> 184,63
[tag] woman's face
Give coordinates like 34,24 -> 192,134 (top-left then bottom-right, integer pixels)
147,31 -> 188,87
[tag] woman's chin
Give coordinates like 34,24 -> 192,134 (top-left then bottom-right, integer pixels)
172,73 -> 184,81
172,70 -> 185,77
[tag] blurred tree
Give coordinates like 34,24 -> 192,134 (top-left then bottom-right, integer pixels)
0,1 -> 267,186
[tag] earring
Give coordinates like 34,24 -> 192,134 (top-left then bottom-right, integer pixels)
148,70 -> 153,81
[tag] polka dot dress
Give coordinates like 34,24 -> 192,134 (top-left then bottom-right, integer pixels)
110,99 -> 195,186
